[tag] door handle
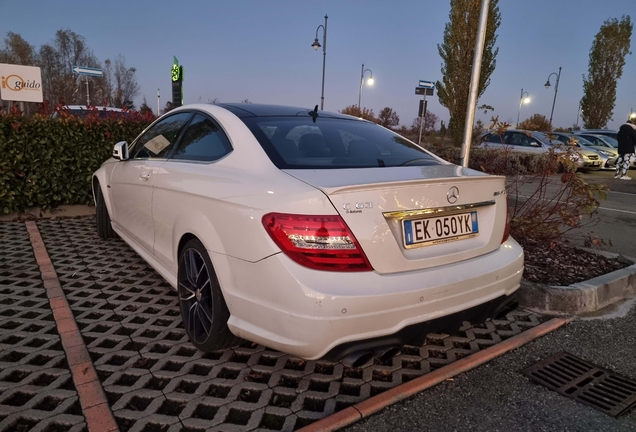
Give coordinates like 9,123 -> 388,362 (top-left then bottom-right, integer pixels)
139,172 -> 151,181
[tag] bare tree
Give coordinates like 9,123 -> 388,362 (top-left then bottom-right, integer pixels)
107,55 -> 140,109
412,111 -> 439,135
51,29 -> 101,105
3,29 -> 142,111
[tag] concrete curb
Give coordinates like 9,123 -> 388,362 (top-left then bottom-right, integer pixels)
517,251 -> 636,315
0,205 -> 95,222
298,317 -> 570,432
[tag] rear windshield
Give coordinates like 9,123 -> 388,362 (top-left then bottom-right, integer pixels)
240,116 -> 442,169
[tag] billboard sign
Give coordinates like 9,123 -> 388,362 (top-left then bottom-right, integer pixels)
0,63 -> 43,102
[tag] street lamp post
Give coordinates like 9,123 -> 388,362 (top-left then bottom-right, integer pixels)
311,15 -> 328,110
516,89 -> 530,128
576,99 -> 582,129
358,64 -> 374,110
544,66 -> 562,126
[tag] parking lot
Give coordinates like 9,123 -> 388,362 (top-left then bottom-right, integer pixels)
0,167 -> 634,432
0,216 -> 549,432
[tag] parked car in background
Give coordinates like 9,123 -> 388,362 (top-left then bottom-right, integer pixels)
92,103 -> 523,363
575,133 -> 635,169
479,129 -> 602,171
51,105 -> 126,119
576,129 -> 618,140
550,132 -> 618,170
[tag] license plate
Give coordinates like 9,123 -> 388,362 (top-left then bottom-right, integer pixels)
403,211 -> 479,247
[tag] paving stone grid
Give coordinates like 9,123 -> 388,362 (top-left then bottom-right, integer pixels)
0,222 -> 86,432
5,216 -> 545,432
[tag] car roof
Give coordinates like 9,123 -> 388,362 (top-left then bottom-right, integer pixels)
578,129 -> 617,132
63,105 -> 124,111
214,103 -> 354,120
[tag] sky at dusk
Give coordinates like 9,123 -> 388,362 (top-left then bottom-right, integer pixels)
1,0 -> 635,130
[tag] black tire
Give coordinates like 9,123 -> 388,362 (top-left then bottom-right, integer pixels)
95,183 -> 116,239
178,238 -> 241,351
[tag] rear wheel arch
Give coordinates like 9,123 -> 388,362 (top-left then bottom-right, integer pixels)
177,233 -> 199,259
177,236 -> 242,351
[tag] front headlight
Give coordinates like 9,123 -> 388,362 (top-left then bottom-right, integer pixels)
597,150 -> 614,156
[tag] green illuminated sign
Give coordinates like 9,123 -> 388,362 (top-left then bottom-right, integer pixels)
171,64 -> 180,82
171,56 -> 181,82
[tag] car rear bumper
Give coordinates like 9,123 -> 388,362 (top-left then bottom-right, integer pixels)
212,238 -> 524,360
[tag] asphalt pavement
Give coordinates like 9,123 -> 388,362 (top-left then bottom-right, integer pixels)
345,168 -> 636,432
508,169 -> 636,258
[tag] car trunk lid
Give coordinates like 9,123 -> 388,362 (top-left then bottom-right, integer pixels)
284,166 -> 509,274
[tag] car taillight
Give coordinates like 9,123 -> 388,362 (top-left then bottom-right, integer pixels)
501,199 -> 510,244
262,213 -> 373,272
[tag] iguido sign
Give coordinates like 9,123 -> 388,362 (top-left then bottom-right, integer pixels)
1,74 -> 41,92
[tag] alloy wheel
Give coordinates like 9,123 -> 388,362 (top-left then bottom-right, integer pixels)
178,248 -> 214,344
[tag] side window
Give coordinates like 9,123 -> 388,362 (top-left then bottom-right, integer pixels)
487,133 -> 505,143
130,112 -> 192,159
508,132 -> 530,146
171,114 -> 232,162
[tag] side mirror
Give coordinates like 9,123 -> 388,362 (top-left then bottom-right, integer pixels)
530,141 -> 541,147
113,141 -> 129,161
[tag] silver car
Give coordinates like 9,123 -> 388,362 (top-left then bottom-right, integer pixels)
575,133 -> 635,169
480,129 -> 602,171
551,132 -> 618,170
576,129 -> 618,140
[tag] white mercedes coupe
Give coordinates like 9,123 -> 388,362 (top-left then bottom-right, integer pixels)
92,103 -> 523,365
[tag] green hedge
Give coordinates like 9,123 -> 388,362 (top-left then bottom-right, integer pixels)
0,114 -> 555,215
0,111 -> 154,214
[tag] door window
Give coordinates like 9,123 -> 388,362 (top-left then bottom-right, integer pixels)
130,112 -> 193,159
486,133 -> 505,143
171,114 -> 232,161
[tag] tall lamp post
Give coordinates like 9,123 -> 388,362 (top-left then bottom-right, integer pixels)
311,15 -> 328,110
516,89 -> 530,128
358,64 -> 374,109
544,66 -> 562,126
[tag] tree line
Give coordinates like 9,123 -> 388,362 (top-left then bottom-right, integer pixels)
339,104 -> 440,137
436,0 -> 631,145
0,29 -> 140,112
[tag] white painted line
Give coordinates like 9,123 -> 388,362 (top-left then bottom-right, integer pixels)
608,190 -> 636,196
598,206 -> 636,216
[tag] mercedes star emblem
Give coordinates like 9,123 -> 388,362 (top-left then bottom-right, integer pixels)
447,186 -> 460,204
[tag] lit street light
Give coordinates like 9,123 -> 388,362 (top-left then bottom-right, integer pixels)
544,66 -> 561,126
517,89 -> 530,128
358,64 -> 373,110
311,15 -> 328,110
